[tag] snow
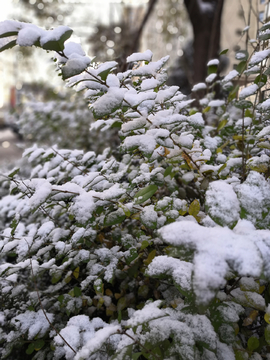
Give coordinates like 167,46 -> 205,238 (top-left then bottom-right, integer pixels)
205,73 -> 217,83
17,25 -> 43,46
123,134 -> 157,155
40,25 -> 72,46
235,117 -> 252,127
208,99 -> 225,107
257,124 -> 270,137
259,99 -> 270,111
141,78 -> 159,90
106,74 -> 120,87
249,49 -> 270,65
159,220 -> 264,304
235,52 -> 246,60
11,309 -> 54,340
124,89 -> 156,107
222,69 -> 239,82
127,300 -> 165,327
188,112 -> 205,126
0,19 -> 23,35
192,82 -> 207,91
70,192 -> 96,224
244,65 -> 260,75
121,117 -> 146,133
207,59 -> 219,66
126,49 -> 153,63
92,88 -> 127,117
239,84 -> 258,99
155,86 -> 179,103
206,180 -> 240,226
132,56 -> 169,76
74,324 -> 121,360
147,255 -> 193,292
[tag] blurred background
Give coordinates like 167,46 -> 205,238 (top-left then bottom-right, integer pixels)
0,0 -> 268,167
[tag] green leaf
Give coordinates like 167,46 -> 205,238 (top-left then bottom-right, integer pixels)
126,248 -> 138,265
98,68 -> 112,81
104,208 -> 126,227
220,49 -> 229,55
265,325 -> 270,345
132,353 -> 142,360
236,61 -> 247,74
34,339 -> 45,351
208,64 -> 218,75
74,286 -> 82,297
254,73 -> 267,86
10,217 -> 19,236
117,296 -> 127,311
8,168 -> 20,178
0,30 -> 19,39
247,336 -> 259,351
141,240 -> 150,250
134,184 -> 158,204
26,343 -> 35,355
217,119 -> 228,131
0,39 -> 17,53
112,345 -> 133,360
42,29 -> 73,52
164,166 -> 173,177
259,31 -> 270,41
58,295 -> 64,304
228,85 -> 239,102
51,273 -> 62,284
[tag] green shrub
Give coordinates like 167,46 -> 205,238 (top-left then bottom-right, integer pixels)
0,19 -> 270,360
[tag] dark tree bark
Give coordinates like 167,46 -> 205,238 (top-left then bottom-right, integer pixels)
183,0 -> 224,85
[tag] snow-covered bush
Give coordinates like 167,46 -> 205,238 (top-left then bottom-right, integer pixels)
0,19 -> 270,360
14,94 -> 120,153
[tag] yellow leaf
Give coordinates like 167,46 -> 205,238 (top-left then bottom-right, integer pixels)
115,292 -> 122,300
243,310 -> 258,326
217,119 -> 227,131
144,249 -> 156,265
164,147 -> 170,156
264,313 -> 270,324
203,106 -> 211,113
259,285 -> 266,294
188,199 -> 200,217
105,289 -> 113,297
73,267 -> 80,279
64,275 -> 72,284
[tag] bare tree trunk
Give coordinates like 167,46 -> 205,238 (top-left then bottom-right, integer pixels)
184,0 -> 224,85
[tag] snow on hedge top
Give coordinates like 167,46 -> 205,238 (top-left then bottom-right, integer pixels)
207,59 -> 219,66
239,84 -> 258,99
0,20 -> 72,49
249,49 -> 270,65
158,219 -> 268,304
126,49 -> 153,63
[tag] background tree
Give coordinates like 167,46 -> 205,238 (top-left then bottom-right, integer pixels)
183,0 -> 224,84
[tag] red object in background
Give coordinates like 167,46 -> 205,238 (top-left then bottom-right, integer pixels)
10,86 -> 16,109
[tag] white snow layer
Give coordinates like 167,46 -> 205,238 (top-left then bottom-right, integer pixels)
158,219 -> 267,304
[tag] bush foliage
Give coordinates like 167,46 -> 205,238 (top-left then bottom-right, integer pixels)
0,19 -> 270,360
